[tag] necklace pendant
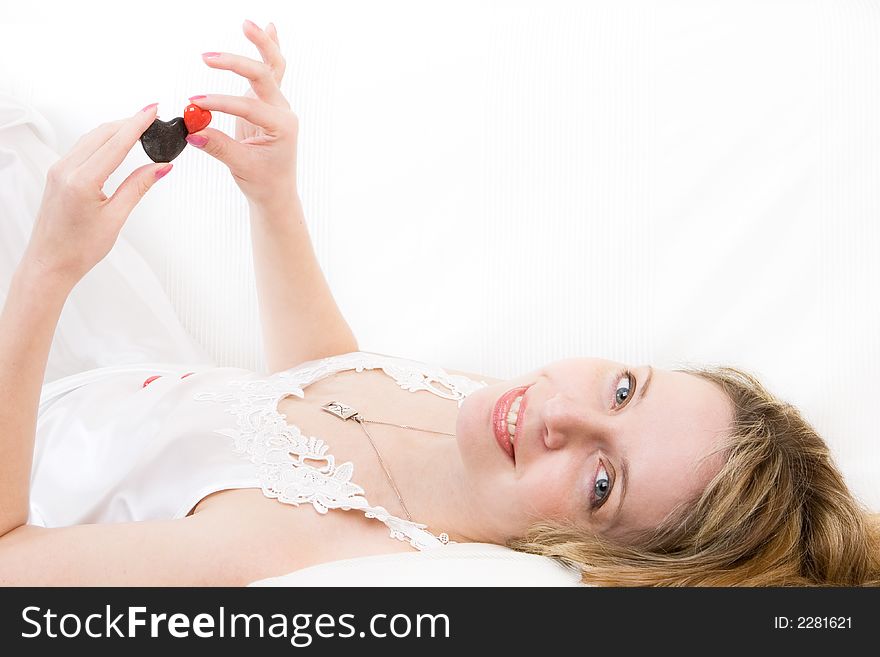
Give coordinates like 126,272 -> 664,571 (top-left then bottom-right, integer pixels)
321,401 -> 360,421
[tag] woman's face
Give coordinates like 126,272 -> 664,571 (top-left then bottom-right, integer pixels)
454,357 -> 733,544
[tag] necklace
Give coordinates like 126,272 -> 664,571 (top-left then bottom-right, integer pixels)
320,400 -> 454,545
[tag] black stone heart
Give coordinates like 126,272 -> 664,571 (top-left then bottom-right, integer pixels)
140,117 -> 188,163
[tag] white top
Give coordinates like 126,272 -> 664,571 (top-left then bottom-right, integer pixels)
30,351 -> 488,551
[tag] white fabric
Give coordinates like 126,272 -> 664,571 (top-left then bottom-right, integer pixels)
31,351 -> 484,551
192,350 -> 489,551
31,364 -> 260,526
249,542 -> 584,587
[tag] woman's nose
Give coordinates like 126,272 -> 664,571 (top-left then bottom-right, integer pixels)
541,395 -> 611,450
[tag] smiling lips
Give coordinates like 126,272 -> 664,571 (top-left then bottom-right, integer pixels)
493,385 -> 530,461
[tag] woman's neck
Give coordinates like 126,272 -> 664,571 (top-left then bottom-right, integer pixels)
361,426 -> 495,545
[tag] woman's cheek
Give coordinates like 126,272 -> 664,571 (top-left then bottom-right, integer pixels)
520,463 -> 580,522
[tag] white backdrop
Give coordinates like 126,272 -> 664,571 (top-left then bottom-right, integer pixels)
1,0 -> 878,512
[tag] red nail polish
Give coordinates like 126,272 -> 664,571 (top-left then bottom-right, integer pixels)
154,164 -> 173,180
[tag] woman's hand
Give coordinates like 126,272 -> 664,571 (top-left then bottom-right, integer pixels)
186,20 -> 299,209
24,104 -> 172,286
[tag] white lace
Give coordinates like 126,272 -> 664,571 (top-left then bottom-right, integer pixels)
193,351 -> 489,551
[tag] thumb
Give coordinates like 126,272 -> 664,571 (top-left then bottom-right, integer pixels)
185,127 -> 246,166
107,161 -> 172,219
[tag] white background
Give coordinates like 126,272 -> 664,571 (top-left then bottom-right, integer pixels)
1,0 -> 878,510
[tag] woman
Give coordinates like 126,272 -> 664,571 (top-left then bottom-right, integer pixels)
1,20 -> 878,587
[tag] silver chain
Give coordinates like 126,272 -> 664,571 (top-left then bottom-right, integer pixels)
353,416 -> 416,523
321,401 -> 452,545
356,417 -> 456,437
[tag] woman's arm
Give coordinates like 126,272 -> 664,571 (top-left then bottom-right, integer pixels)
0,505 -> 291,585
0,103 -> 169,539
185,22 -> 358,373
249,194 -> 359,374
0,259 -> 74,538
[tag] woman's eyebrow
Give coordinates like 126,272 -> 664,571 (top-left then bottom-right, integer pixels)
610,455 -> 629,530
638,365 -> 654,407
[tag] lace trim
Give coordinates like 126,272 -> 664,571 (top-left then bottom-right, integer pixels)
272,351 -> 488,407
193,351 -> 489,551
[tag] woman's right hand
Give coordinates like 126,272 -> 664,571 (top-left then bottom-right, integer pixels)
185,19 -> 299,209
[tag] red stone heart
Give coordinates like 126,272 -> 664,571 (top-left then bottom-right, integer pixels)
183,104 -> 212,133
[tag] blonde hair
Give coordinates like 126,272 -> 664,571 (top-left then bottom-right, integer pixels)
506,364 -> 880,586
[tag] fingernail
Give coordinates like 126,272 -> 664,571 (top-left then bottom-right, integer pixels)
140,102 -> 158,112
186,134 -> 208,148
244,19 -> 258,30
202,52 -> 221,58
189,95 -> 207,101
154,163 -> 173,180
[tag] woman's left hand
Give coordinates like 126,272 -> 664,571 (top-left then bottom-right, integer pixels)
23,104 -> 172,285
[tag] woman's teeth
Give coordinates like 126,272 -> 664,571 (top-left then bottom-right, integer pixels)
506,395 -> 523,443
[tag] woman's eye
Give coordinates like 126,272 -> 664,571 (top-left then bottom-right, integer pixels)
613,370 -> 635,408
593,462 -> 612,509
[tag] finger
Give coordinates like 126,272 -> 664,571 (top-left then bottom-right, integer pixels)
106,161 -> 173,223
242,19 -> 286,85
265,23 -> 287,83
267,22 -> 280,48
184,126 -> 249,167
61,119 -> 126,170
184,93 -> 289,133
79,105 -> 162,187
202,50 -> 287,107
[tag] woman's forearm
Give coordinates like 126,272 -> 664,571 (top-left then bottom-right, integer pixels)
248,194 -> 358,374
0,259 -> 73,537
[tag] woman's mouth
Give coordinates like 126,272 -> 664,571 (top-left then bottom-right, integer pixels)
493,385 -> 530,462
